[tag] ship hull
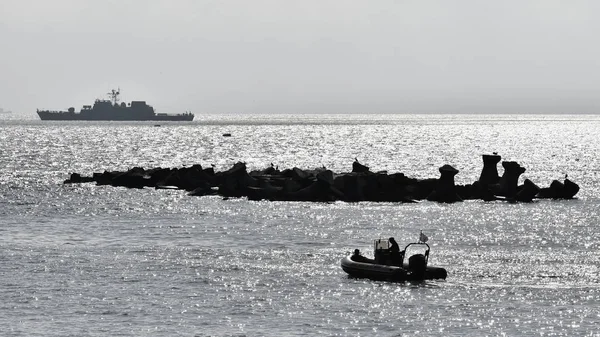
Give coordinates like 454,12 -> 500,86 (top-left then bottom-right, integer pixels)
37,111 -> 194,121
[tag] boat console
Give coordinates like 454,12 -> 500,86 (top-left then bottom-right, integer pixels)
373,239 -> 391,264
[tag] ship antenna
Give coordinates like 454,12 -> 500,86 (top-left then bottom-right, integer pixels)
107,88 -> 121,105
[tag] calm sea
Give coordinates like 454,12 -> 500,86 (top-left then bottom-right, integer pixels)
1,114 -> 600,336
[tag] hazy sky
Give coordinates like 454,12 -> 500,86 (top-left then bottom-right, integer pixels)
1,0 -> 600,114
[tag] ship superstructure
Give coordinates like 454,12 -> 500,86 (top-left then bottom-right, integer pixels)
37,89 -> 194,121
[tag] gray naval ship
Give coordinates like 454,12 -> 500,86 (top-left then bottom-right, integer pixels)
37,89 -> 194,121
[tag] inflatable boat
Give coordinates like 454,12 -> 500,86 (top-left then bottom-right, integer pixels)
341,239 -> 447,282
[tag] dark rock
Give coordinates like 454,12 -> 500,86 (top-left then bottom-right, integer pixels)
217,162 -> 258,197
356,172 -> 412,202
479,153 -> 501,186
64,172 -> 82,184
203,167 -> 215,176
538,180 -> 564,199
155,169 -> 182,189
563,179 -> 580,199
334,173 -> 367,201
316,170 -> 334,186
145,167 -> 174,187
282,174 -> 345,202
157,165 -> 213,191
110,168 -> 150,189
249,165 -> 279,177
406,178 -> 437,200
93,171 -> 119,185
290,167 -> 311,181
182,165 -> 215,191
64,172 -> 94,184
427,165 -> 462,203
516,179 -> 540,202
245,180 -> 283,201
493,161 -> 526,198
464,181 -> 497,201
371,173 -> 395,201
352,159 -> 370,173
537,179 -> 579,199
282,178 -> 304,194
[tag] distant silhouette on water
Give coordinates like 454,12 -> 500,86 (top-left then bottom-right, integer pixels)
37,89 -> 194,121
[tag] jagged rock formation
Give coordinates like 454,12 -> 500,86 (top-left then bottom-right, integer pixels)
479,153 -> 501,187
63,155 -> 580,203
493,161 -> 527,198
427,165 -> 462,203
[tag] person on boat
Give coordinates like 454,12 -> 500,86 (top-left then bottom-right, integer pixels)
389,237 -> 399,253
351,249 -> 369,263
388,237 -> 403,266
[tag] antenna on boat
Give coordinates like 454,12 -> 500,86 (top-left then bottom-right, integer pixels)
107,88 -> 121,105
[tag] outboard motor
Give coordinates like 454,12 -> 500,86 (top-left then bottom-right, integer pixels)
408,254 -> 427,280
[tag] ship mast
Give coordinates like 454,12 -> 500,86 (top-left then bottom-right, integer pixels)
107,88 -> 121,105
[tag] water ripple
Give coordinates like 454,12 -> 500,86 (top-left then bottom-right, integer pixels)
1,115 -> 600,336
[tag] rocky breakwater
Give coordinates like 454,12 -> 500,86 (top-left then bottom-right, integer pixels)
63,154 -> 580,203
